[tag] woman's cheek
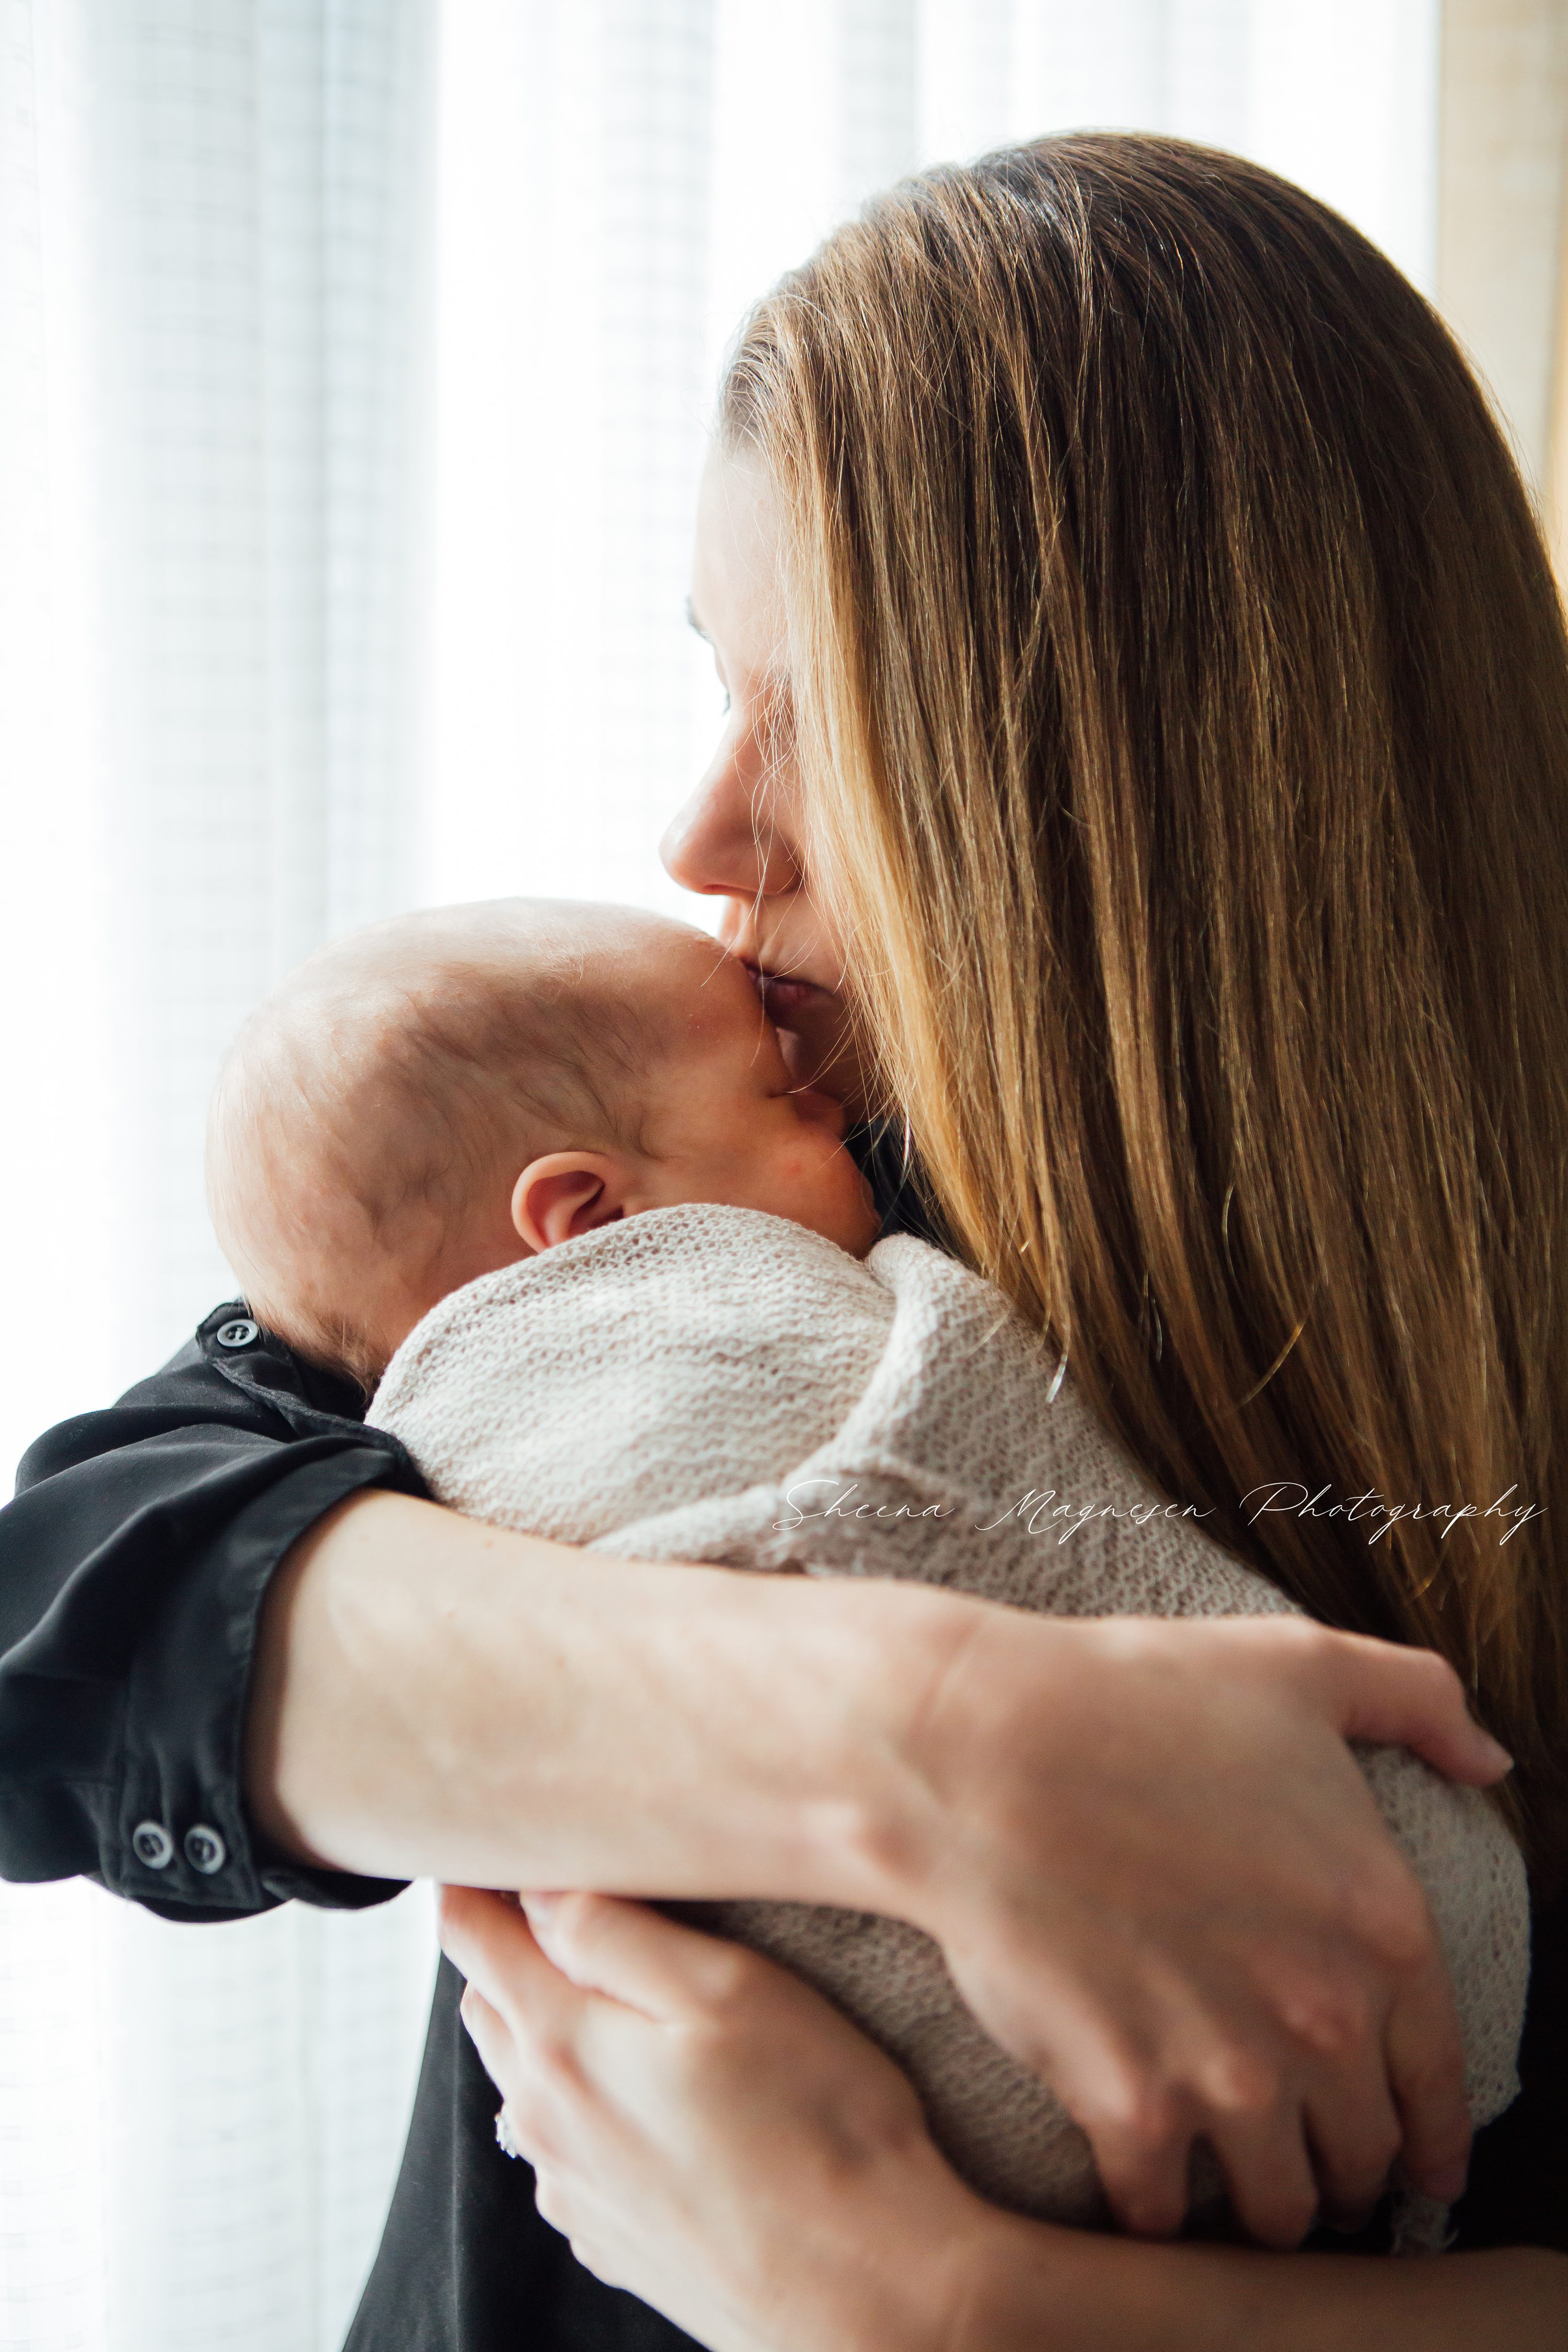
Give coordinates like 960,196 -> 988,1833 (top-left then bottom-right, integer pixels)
773,1000 -> 864,1103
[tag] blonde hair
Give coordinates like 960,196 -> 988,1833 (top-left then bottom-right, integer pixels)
724,133 -> 1568,1880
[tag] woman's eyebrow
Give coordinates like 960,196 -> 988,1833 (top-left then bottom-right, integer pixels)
685,596 -> 711,643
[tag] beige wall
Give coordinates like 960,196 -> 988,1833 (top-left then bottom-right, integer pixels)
1439,0 -> 1568,515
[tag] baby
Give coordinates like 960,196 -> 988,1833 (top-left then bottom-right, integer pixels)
207,896 -> 1528,2244
208,897 -> 879,1386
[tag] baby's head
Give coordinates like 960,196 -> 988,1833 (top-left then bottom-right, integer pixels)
207,899 -> 878,1386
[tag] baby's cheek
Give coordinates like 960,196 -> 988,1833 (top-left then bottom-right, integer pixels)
757,1139 -> 820,1210
787,1130 -> 843,1189
791,1135 -> 875,1239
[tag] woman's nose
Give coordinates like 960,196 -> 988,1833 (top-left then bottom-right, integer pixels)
661,735 -> 801,902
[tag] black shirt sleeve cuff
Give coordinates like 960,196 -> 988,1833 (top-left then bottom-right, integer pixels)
110,1447 -> 422,1920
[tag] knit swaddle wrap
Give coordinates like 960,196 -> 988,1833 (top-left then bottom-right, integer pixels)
367,1203 -> 1528,2234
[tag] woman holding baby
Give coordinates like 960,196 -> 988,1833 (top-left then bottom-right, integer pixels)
2,134 -> 1565,2346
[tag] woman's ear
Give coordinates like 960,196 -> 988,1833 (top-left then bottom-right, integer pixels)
511,1152 -> 632,1253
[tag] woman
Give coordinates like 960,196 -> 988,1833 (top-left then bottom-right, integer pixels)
438,131 -> 1568,2343
0,130 -> 1553,2347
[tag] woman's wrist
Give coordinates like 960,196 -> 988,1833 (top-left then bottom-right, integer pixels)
244,1486 -> 969,1895
949,2216 -> 1568,2352
936,2207 -> 1242,2352
816,2158 -> 1002,2352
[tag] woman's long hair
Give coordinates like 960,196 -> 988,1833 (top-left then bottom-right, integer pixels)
722,133 -> 1568,1883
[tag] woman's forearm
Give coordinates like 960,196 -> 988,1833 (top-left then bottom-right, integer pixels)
243,1488 -> 937,1896
952,2217 -> 1568,2352
950,2213 -> 1568,2352
246,1488 -> 1504,1908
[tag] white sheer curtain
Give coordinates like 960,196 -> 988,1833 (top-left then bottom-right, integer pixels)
425,0 -> 1441,924
1,4 -> 1440,2345
0,9 -> 440,2349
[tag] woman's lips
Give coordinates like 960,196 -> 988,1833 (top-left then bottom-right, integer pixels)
743,961 -> 832,1023
744,956 -> 868,1115
760,975 -> 824,1020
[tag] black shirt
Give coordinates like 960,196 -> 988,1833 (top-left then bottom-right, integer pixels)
0,1131 -> 1561,2349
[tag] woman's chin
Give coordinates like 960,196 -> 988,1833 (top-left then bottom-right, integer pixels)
775,1008 -> 873,1123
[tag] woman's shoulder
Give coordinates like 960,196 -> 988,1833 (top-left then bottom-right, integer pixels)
16,1301 -> 371,1492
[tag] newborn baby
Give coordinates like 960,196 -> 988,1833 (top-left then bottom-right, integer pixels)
207,897 -> 879,1385
207,897 -> 1528,2245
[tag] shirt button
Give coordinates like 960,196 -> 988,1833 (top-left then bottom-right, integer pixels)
131,1820 -> 175,1869
184,1824 -> 227,1875
215,1318 -> 260,1349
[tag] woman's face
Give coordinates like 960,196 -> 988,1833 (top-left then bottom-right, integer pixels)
662,443 -> 873,1117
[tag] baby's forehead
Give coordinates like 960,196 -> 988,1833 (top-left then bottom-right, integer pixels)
492,910 -> 752,1024
301,901 -> 712,1013
599,925 -> 760,1043
251,902 -> 755,1102
445,902 -> 723,995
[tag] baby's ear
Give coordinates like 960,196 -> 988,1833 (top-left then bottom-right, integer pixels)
511,1152 -> 630,1252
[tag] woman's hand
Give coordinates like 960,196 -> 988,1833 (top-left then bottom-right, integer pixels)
876,1607 -> 1508,2245
436,1885 -> 983,2352
251,1498 -> 1507,2243
440,1887 -> 1568,2352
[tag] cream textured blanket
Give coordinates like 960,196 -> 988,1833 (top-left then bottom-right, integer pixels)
367,1203 -> 1528,2237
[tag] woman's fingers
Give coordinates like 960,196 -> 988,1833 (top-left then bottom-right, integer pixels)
438,1886 -> 610,2173
456,1979 -> 520,2097
1316,1633 -> 1512,1788
1085,2089 -> 1195,2240
439,1883 -> 778,2081
1304,2068 -> 1403,2230
1090,2033 -> 1403,2247
1202,2098 -> 1322,2249
521,1888 -> 766,2021
1383,1944 -> 1473,2201
1265,1626 -> 1486,2203
437,1882 -> 585,2043
1300,1842 -> 1470,2206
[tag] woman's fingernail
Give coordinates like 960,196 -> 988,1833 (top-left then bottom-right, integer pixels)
1478,1734 -> 1514,1775
521,1891 -> 562,1928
